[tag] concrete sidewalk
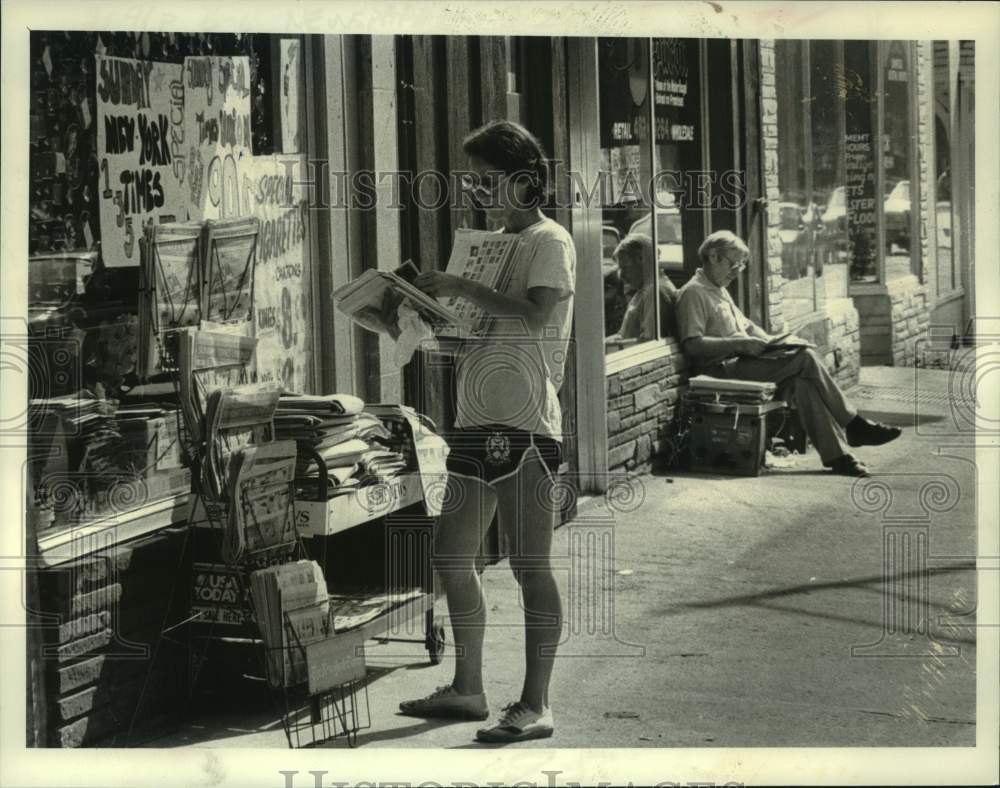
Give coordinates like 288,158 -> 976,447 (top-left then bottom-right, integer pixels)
153,366 -> 979,749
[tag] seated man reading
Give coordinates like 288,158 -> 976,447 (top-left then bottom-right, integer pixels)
675,230 -> 901,477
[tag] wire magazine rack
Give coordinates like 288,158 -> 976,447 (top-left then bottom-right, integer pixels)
129,311 -> 370,747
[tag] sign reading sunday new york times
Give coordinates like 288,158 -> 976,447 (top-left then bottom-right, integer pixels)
95,55 -> 186,266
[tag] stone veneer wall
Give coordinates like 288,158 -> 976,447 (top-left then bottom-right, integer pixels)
759,40 -> 786,334
890,278 -> 932,367
855,278 -> 931,367
37,527 -> 189,746
606,341 -> 689,473
789,299 -> 861,389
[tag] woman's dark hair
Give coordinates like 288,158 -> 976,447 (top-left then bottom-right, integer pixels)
462,120 -> 550,207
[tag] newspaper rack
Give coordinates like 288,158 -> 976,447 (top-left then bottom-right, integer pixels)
261,616 -> 371,748
292,442 -> 445,666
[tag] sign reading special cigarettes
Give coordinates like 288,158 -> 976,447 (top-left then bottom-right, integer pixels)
95,55 -> 186,266
243,154 -> 314,393
184,56 -> 253,221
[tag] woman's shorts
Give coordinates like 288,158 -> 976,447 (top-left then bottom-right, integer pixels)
445,424 -> 562,485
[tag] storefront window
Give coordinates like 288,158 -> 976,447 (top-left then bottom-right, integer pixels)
882,40 -> 917,282
809,41 -> 849,301
650,37 -> 699,329
775,40 -> 818,320
933,41 -> 955,296
774,41 -> 852,317
598,37 -> 660,354
26,31 -> 313,536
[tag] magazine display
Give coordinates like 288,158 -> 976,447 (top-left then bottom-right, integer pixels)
138,220 -> 203,375
138,218 -> 258,376
177,327 -> 258,445
223,439 -> 299,565
203,382 -> 281,500
248,560 -> 331,688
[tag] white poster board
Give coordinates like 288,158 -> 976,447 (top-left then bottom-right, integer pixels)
279,39 -> 302,154
183,55 -> 253,221
242,154 -> 314,393
95,55 -> 186,266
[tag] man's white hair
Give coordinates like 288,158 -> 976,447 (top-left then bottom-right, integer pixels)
698,230 -> 749,264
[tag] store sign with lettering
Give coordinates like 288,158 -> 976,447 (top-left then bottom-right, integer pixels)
652,38 -> 698,145
243,154 -> 313,393
191,562 -> 249,626
599,38 -> 699,150
184,56 -> 252,221
95,55 -> 185,266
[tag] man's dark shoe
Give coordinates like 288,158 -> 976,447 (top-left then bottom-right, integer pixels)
826,454 -> 870,477
846,416 -> 902,448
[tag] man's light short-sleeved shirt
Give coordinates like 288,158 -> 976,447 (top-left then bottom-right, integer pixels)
454,217 -> 576,441
676,268 -> 753,367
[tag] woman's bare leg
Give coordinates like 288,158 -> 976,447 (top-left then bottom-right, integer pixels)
495,449 -> 561,713
433,472 -> 498,696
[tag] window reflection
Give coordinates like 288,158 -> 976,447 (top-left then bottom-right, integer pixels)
933,41 -> 954,295
775,40 -> 817,320
882,41 -> 916,281
598,38 -> 662,353
775,41 -> 850,315
810,41 -> 849,300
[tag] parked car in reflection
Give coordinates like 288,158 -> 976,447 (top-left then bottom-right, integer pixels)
628,208 -> 684,272
778,202 -> 811,279
884,179 -> 911,251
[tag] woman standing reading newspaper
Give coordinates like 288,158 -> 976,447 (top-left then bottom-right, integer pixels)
400,120 -> 576,743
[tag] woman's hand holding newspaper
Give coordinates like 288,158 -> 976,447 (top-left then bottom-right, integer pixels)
413,271 -> 467,298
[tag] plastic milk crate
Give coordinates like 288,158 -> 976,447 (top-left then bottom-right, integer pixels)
687,399 -> 788,477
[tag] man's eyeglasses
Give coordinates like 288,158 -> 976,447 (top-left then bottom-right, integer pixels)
721,253 -> 748,272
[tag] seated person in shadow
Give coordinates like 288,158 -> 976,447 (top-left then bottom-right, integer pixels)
675,230 -> 901,477
606,233 -> 678,344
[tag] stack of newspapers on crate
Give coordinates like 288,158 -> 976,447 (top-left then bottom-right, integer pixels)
686,375 -> 777,405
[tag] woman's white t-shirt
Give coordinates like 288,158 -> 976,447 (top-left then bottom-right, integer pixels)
453,217 -> 576,442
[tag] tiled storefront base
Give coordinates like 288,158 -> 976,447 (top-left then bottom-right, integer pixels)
854,277 -> 931,367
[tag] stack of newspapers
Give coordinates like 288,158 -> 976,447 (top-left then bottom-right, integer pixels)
686,375 -> 777,405
249,560 -> 332,688
327,588 -> 426,633
275,394 -> 406,498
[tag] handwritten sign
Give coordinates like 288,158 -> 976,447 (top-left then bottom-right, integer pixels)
279,39 -> 303,154
842,42 -> 879,282
844,132 -> 878,281
95,56 -> 185,266
243,154 -> 314,393
184,56 -> 252,222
